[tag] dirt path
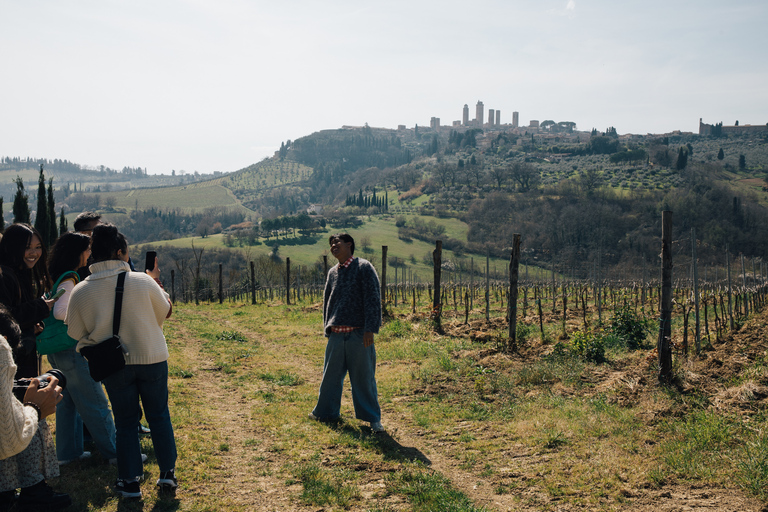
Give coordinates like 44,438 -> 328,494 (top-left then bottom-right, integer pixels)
172,318 -> 316,511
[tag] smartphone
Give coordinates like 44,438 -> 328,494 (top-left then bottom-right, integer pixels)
49,288 -> 66,300
145,251 -> 157,272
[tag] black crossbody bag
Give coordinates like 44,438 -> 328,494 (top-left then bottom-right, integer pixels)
80,272 -> 127,381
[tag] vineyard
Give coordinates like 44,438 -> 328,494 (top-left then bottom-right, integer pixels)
157,231 -> 768,366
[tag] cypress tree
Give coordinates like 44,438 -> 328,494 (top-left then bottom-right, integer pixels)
34,165 -> 49,245
59,207 -> 68,235
47,178 -> 57,245
12,177 -> 30,224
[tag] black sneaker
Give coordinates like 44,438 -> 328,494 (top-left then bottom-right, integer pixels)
114,479 -> 142,499
157,470 -> 178,496
17,480 -> 71,511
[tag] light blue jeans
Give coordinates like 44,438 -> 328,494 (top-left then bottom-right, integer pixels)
312,330 -> 381,423
102,361 -> 177,480
47,347 -> 117,461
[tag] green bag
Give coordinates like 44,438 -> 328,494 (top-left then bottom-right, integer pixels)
36,271 -> 80,355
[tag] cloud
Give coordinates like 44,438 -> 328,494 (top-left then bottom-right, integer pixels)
549,0 -> 576,17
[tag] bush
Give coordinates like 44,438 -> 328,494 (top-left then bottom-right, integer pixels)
569,331 -> 606,363
610,304 -> 650,350
550,331 -> 606,364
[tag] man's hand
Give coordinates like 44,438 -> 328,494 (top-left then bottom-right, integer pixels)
363,332 -> 375,347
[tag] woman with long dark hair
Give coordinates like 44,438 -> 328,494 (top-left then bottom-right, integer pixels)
0,224 -> 55,380
44,232 -> 117,465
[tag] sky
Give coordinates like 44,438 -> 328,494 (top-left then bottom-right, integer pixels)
1,0 -> 766,175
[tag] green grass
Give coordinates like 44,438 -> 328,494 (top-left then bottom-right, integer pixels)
40,297 -> 768,510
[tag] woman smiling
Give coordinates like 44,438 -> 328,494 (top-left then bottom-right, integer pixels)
0,224 -> 56,380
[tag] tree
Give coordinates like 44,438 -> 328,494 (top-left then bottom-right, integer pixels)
489,166 -> 509,189
510,162 -> 540,192
0,198 -> 4,232
12,177 -> 30,224
739,154 -> 746,170
578,168 -> 603,196
675,146 -> 688,171
59,207 -> 68,235
47,178 -> 56,246
34,165 -> 49,245
717,148 -> 725,160
540,120 -> 556,132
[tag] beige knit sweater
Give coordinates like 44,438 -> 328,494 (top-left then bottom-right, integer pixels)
67,260 -> 171,366
0,337 -> 39,460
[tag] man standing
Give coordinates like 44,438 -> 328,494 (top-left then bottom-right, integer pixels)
310,233 -> 383,432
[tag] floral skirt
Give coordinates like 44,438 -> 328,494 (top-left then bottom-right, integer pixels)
0,421 -> 59,491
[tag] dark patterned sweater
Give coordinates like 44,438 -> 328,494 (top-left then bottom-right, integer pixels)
323,257 -> 381,337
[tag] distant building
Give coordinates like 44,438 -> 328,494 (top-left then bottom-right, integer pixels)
397,125 -> 406,131
529,120 -> 539,129
462,104 -> 469,126
453,120 -> 462,127
699,118 -> 767,136
475,101 -> 484,127
307,204 -> 323,215
495,110 -> 501,126
488,109 -> 495,126
512,111 -> 519,128
430,117 -> 440,130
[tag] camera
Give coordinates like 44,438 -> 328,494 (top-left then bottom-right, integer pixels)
12,369 -> 66,402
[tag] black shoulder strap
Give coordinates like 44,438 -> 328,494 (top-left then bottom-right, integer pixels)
113,272 -> 127,337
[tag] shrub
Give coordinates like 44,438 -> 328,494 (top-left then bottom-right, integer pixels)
610,304 -> 650,350
564,331 -> 606,364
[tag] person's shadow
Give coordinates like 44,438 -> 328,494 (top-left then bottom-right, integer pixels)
329,421 -> 431,465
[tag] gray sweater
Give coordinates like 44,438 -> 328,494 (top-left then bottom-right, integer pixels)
323,257 -> 381,336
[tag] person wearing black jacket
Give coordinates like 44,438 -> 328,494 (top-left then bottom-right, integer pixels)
0,224 -> 56,379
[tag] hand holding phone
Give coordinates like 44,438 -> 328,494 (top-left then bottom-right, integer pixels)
49,288 -> 66,301
145,251 -> 157,272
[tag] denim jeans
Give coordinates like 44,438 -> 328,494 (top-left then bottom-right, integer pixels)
47,348 -> 117,461
102,361 -> 177,480
312,330 -> 380,423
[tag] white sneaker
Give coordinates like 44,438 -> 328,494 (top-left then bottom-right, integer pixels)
370,421 -> 385,432
58,451 -> 91,466
308,412 -> 319,421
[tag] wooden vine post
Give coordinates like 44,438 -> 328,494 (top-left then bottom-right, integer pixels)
219,263 -> 223,304
381,246 -> 388,317
432,240 -> 443,332
508,234 -> 521,351
691,228 -> 700,353
286,257 -> 291,305
658,211 -> 673,384
250,261 -> 255,305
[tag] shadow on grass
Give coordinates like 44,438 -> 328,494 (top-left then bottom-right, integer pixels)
322,419 -> 431,465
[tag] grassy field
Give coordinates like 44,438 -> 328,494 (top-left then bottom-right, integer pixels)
42,295 -> 768,511
143,213 -> 528,282
99,179 -> 251,214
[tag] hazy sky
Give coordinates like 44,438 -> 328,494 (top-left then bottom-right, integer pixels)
1,0 -> 766,175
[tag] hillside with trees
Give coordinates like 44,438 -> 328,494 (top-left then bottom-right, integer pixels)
2,121 -> 767,282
